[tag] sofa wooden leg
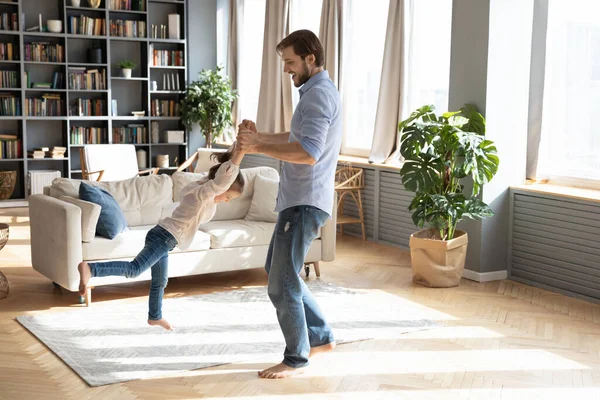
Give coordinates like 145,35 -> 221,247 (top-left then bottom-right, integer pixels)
313,262 -> 321,278
85,287 -> 92,306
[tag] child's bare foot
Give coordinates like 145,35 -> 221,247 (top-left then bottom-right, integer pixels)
309,341 -> 336,358
78,262 -> 91,296
258,362 -> 305,379
148,318 -> 173,331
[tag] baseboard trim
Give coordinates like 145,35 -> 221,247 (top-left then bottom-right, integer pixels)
463,269 -> 508,282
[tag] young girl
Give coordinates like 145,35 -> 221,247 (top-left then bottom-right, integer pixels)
77,146 -> 245,330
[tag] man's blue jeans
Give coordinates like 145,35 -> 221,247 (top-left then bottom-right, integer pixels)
88,225 -> 177,320
265,205 -> 335,368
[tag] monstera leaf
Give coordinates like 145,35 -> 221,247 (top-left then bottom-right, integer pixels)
398,104 -> 499,240
400,156 -> 443,193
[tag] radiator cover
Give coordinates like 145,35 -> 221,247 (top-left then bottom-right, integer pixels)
509,189 -> 600,302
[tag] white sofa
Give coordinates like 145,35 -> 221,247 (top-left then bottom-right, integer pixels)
28,166 -> 336,303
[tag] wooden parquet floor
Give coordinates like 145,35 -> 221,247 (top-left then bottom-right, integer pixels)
2,207 -> 600,399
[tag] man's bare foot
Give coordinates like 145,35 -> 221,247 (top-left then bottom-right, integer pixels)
309,341 -> 336,358
148,318 -> 174,331
258,362 -> 305,379
78,262 -> 91,296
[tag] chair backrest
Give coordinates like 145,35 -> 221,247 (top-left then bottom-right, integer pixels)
81,144 -> 140,181
193,147 -> 226,173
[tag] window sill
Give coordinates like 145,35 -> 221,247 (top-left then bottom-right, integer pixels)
511,182 -> 600,204
337,154 -> 402,172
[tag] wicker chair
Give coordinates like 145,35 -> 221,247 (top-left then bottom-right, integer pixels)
335,163 -> 366,240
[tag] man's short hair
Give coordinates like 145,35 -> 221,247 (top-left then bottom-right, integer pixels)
276,29 -> 324,67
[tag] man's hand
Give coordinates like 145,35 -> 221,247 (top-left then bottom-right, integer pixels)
237,130 -> 263,154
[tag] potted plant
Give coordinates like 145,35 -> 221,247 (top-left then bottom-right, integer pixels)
180,66 -> 237,148
117,60 -> 136,79
399,104 -> 500,287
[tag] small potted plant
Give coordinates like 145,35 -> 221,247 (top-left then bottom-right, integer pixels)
117,60 -> 136,79
180,66 -> 237,148
399,104 -> 500,288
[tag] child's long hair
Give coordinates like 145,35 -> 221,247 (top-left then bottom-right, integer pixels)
208,150 -> 245,192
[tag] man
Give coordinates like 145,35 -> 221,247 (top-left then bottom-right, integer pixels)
237,29 -> 343,379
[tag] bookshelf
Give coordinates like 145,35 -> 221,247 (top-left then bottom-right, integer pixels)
0,0 -> 188,206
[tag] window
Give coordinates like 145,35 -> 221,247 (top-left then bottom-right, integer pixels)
340,0 -> 389,156
289,0 -> 323,109
238,0 -> 267,122
405,0 -> 452,115
537,0 -> 600,184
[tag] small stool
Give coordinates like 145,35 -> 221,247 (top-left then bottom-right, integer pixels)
335,163 -> 366,240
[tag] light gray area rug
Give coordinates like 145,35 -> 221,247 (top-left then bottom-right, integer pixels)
17,281 -> 440,386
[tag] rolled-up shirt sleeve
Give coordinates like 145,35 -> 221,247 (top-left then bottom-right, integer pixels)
300,88 -> 333,162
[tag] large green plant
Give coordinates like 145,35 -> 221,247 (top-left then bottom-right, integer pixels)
399,104 -> 500,241
180,66 -> 237,147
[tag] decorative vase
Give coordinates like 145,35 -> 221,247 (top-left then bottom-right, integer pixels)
69,0 -> 81,6
0,223 -> 9,300
88,0 -> 101,8
121,68 -> 132,78
0,171 -> 16,200
47,20 -> 62,33
136,149 -> 147,169
88,47 -> 102,64
156,154 -> 169,168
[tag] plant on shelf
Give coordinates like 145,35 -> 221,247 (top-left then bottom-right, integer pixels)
117,60 -> 136,79
398,104 -> 500,287
180,65 -> 237,148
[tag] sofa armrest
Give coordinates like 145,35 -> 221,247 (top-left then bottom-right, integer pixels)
29,194 -> 83,292
320,193 -> 337,262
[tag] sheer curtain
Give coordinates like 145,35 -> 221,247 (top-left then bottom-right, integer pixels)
289,0 -> 323,110
238,0 -> 267,123
256,0 -> 293,133
536,0 -> 600,185
405,0 -> 451,116
368,0 -> 452,163
340,0 -> 388,157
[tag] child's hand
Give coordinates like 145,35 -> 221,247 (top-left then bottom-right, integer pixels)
238,119 -> 257,134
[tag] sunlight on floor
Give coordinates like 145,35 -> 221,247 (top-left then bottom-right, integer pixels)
180,387 -> 600,400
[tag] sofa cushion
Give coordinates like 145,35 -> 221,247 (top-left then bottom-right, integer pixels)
245,174 -> 279,223
199,219 -> 322,249
171,171 -> 205,202
49,174 -> 173,227
213,166 -> 279,221
59,196 -> 102,243
198,220 -> 276,249
171,166 -> 280,221
79,183 -> 128,240
82,225 -> 211,261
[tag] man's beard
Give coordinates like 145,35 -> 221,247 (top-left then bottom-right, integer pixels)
293,63 -> 310,87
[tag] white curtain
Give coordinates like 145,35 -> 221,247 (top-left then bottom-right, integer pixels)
256,0 -> 293,133
226,0 -> 243,142
319,0 -> 343,89
368,0 -> 410,164
526,0 -> 548,181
